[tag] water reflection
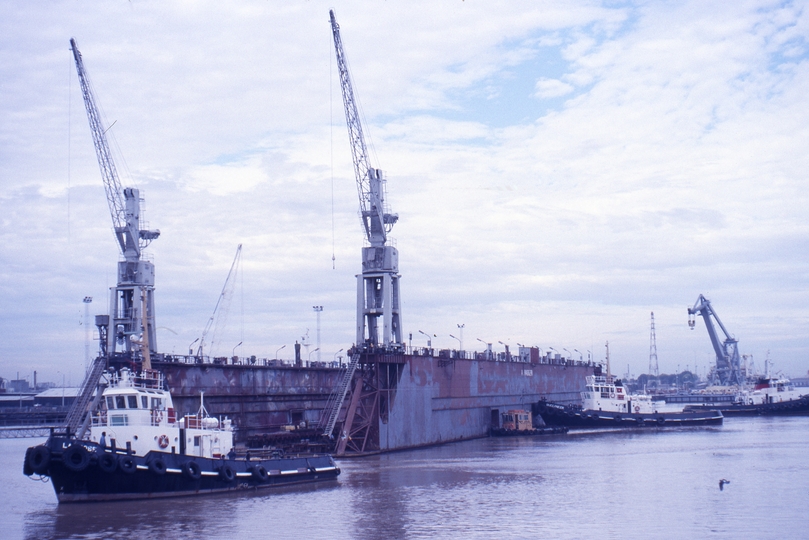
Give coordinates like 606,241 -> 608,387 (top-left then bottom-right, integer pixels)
7,419 -> 809,539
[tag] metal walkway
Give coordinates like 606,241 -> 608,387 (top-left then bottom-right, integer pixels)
63,355 -> 107,439
319,353 -> 360,438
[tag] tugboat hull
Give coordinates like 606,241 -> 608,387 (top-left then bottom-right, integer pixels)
683,395 -> 809,416
24,435 -> 340,503
536,401 -> 724,428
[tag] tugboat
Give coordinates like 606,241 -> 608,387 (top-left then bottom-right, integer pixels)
681,375 -> 809,416
23,368 -> 340,502
537,343 -> 724,429
536,374 -> 724,428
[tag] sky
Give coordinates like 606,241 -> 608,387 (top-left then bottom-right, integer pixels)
2,0 -> 809,387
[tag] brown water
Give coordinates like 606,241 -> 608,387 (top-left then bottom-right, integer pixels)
5,416 -> 808,539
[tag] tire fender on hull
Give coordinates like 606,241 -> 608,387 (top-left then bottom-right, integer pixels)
183,461 -> 202,480
62,444 -> 90,472
26,446 -> 51,475
98,452 -> 118,473
251,465 -> 269,483
148,457 -> 168,475
219,464 -> 235,483
119,455 -> 137,474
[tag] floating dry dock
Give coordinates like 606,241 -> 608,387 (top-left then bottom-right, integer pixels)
112,348 -> 592,456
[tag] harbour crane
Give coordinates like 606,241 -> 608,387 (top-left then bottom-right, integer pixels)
688,294 -> 743,386
330,10 -> 403,351
70,38 -> 160,359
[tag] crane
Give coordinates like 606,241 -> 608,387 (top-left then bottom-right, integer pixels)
330,10 -> 403,351
70,38 -> 160,359
688,294 -> 743,386
197,244 -> 242,357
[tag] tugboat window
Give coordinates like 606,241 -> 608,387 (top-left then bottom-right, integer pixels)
106,397 -> 115,409
115,396 -> 126,409
127,396 -> 138,408
141,396 -> 148,408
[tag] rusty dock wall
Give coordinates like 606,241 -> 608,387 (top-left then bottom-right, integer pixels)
374,354 -> 591,452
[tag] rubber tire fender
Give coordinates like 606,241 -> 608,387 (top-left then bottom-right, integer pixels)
148,457 -> 168,475
219,464 -> 236,483
27,446 -> 51,475
62,444 -> 90,472
613,415 -> 622,422
656,417 -> 665,426
251,465 -> 269,483
183,461 -> 202,480
119,455 -> 137,474
98,452 -> 118,473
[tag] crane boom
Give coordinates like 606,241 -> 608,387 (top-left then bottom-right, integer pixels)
70,38 -> 160,358
329,10 -> 398,247
71,39 -> 130,257
688,294 -> 743,386
330,11 -> 403,350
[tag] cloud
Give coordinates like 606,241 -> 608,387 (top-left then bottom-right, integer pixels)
534,77 -> 575,98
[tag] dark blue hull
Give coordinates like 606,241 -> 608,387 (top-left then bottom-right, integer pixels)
536,401 -> 724,428
24,435 -> 340,503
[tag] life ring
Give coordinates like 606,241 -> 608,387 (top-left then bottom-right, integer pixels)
183,461 -> 202,480
98,452 -> 118,473
634,406 -> 640,413
119,455 -> 137,474
219,464 -> 236,483
251,465 -> 269,482
62,444 -> 90,472
158,434 -> 170,449
148,457 -> 167,475
27,446 -> 51,474
656,417 -> 665,426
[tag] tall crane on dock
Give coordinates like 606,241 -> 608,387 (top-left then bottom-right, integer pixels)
688,294 -> 743,386
330,9 -> 403,351
70,38 -> 161,360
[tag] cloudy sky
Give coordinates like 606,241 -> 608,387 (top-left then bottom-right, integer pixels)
2,0 -> 808,386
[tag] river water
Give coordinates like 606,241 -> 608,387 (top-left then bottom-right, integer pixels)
3,416 -> 807,539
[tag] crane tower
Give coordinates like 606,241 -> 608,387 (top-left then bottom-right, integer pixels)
330,10 -> 403,351
688,294 -> 742,386
70,39 -> 160,360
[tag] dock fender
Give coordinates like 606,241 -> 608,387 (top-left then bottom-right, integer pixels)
119,455 -> 137,474
614,415 -> 622,422
656,417 -> 665,426
251,465 -> 269,483
148,457 -> 168,475
636,417 -> 644,426
26,446 -> 50,475
62,444 -> 90,472
98,452 -> 118,473
183,461 -> 202,480
219,464 -> 236,483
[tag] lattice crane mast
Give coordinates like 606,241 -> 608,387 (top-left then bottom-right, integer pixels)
688,294 -> 743,386
70,38 -> 160,359
330,10 -> 403,350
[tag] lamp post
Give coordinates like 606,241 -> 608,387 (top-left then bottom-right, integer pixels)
418,330 -> 433,348
275,345 -> 286,361
498,341 -> 510,361
83,296 -> 92,371
333,348 -> 344,366
449,334 -> 461,349
456,323 -> 465,350
313,306 -> 323,363
189,338 -> 199,356
308,348 -> 320,363
477,338 -> 491,360
232,341 -> 242,359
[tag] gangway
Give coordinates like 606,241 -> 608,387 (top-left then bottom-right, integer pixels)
63,355 -> 108,439
319,353 -> 361,438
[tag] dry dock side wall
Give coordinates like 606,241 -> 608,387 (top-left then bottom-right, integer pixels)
377,356 -> 591,451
